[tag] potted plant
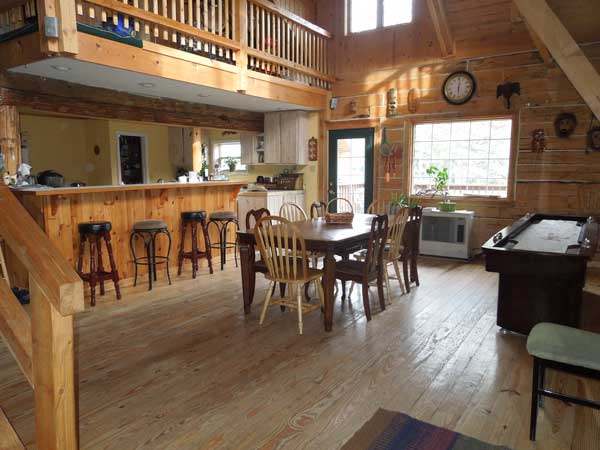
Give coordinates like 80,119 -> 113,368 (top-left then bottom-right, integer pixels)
426,165 -> 456,212
225,157 -> 237,173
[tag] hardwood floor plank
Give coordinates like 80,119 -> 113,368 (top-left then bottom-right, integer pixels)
0,258 -> 598,450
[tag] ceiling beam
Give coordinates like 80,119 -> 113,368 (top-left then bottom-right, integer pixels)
426,0 -> 455,58
510,3 -> 553,68
514,0 -> 600,119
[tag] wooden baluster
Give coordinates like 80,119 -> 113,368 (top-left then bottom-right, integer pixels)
218,0 -> 223,58
249,2 -> 254,69
178,0 -> 185,46
260,6 -> 265,71
152,0 -> 158,38
195,0 -> 201,50
161,0 -> 168,40
132,0 -> 139,32
224,0 -> 229,59
120,0 -> 128,29
211,0 -> 215,34
170,0 -> 176,42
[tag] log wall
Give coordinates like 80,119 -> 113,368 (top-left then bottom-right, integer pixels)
325,46 -> 600,253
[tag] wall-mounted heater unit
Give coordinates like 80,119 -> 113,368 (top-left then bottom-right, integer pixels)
419,208 -> 475,260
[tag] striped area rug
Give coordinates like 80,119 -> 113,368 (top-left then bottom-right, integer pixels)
341,410 -> 513,450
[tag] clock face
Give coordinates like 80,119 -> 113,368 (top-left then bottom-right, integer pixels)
443,71 -> 476,105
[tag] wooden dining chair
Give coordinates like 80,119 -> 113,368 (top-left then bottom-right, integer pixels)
327,197 -> 354,214
245,208 -> 274,300
310,201 -> 327,219
350,208 -> 409,303
279,202 -> 308,222
401,205 -> 423,292
254,216 -> 324,334
334,215 -> 389,321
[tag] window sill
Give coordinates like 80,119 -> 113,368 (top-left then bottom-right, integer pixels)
413,196 -> 515,207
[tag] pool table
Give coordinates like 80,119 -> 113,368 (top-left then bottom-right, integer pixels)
482,213 -> 598,335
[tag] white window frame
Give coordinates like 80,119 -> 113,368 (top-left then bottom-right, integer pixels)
347,0 -> 413,34
409,117 -> 517,200
212,140 -> 247,173
116,132 -> 149,185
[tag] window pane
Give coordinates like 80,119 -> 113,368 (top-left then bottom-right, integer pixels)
384,0 -> 413,27
216,142 -> 246,172
412,118 -> 512,198
350,0 -> 377,32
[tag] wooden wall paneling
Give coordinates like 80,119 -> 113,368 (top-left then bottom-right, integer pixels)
0,407 -> 25,450
0,105 -> 22,176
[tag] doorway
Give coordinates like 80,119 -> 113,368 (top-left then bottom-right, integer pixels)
328,128 -> 374,213
117,134 -> 148,185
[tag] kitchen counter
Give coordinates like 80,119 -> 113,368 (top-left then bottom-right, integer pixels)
10,181 -> 245,290
12,181 -> 245,196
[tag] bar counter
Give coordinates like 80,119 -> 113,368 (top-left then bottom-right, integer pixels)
10,181 -> 245,289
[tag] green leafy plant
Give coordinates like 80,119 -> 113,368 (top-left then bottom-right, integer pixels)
390,192 -> 419,209
225,157 -> 237,172
426,165 -> 450,202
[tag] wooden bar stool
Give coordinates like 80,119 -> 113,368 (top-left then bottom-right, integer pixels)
77,221 -> 121,306
208,211 -> 239,271
177,211 -> 213,279
130,220 -> 172,290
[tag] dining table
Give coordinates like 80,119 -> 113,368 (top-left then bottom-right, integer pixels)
237,213 -> 421,332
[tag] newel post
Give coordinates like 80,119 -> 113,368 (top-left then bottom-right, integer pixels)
30,275 -> 79,450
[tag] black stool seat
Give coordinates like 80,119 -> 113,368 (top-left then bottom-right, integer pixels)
182,211 -> 207,221
210,211 -> 236,220
78,221 -> 112,234
134,220 -> 167,231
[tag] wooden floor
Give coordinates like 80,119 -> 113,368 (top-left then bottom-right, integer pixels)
0,258 -> 599,450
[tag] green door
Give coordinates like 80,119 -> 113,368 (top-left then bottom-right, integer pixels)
328,128 -> 374,213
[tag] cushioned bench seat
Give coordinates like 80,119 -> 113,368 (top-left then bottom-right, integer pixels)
527,323 -> 600,371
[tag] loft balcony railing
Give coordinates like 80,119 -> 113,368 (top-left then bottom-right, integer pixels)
0,0 -> 333,90
0,0 -> 38,42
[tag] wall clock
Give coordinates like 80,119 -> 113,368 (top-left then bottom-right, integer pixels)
587,127 -> 600,151
442,71 -> 477,105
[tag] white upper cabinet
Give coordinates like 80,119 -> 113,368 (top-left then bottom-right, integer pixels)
263,111 -> 308,165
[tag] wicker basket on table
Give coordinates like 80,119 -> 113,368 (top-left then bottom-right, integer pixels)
325,198 -> 354,224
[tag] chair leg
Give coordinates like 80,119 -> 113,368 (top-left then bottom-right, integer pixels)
201,217 -> 213,275
362,282 -> 371,321
530,358 -> 541,441
177,222 -> 186,276
191,222 -> 198,279
402,257 -> 411,293
348,281 -> 355,299
393,260 -> 405,294
539,364 -> 545,408
296,284 -> 303,335
76,234 -> 86,276
96,236 -> 105,296
377,271 -> 386,311
104,231 -> 121,300
384,267 -> 391,305
259,281 -> 274,326
341,281 -> 346,300
89,237 -> 97,307
316,280 -> 325,310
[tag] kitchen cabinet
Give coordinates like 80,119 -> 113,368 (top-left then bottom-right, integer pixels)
263,111 -> 308,165
237,190 -> 306,229
240,133 -> 265,165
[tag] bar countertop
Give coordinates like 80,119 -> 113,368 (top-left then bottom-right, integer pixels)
10,181 -> 247,196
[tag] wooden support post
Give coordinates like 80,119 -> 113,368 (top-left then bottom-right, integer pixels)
36,0 -> 79,55
191,128 -> 204,172
0,105 -> 21,176
236,0 -> 248,93
514,0 -> 600,120
30,275 -> 78,450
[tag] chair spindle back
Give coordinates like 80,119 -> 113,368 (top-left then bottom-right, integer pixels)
245,208 -> 271,231
254,216 -> 309,282
365,215 -> 389,275
279,202 -> 308,222
310,201 -> 327,219
387,208 -> 410,259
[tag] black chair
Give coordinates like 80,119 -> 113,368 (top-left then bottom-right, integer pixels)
77,221 -> 121,306
130,220 -> 172,290
334,215 -> 389,321
208,211 -> 239,270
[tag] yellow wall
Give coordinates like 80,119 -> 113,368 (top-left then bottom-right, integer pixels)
21,115 -> 95,185
21,115 -> 176,185
108,120 -> 175,184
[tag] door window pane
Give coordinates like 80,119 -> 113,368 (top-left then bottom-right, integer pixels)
337,138 -> 366,213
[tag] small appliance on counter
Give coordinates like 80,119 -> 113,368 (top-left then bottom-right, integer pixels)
38,170 -> 65,188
